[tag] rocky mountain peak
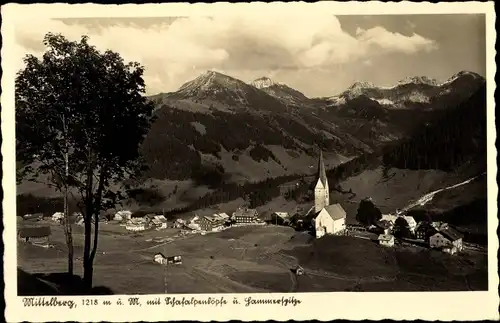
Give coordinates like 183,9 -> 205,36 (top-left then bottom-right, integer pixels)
251,77 -> 276,89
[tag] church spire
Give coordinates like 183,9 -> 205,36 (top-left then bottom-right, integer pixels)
317,150 -> 327,187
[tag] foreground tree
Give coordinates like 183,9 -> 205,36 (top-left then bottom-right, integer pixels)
16,33 -> 155,290
394,217 -> 412,238
355,198 -> 382,226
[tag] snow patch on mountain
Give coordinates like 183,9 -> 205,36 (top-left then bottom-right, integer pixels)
397,76 -> 439,87
326,96 -> 347,106
251,77 -> 276,89
402,92 -> 430,103
375,98 -> 394,105
344,81 -> 377,97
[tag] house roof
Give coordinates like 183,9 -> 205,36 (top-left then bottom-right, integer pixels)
440,227 -> 463,241
431,221 -> 445,229
317,150 -> 328,188
259,210 -> 273,221
375,220 -> 392,229
402,216 -> 417,226
154,252 -> 166,258
18,226 -> 51,238
322,204 -> 346,221
416,221 -> 437,232
23,213 -> 43,219
381,214 -> 398,223
274,212 -> 289,219
203,215 -> 218,223
210,213 -> 229,221
217,213 -> 230,219
233,208 -> 258,217
115,210 -> 132,217
127,220 -> 145,226
154,215 -> 168,222
378,234 -> 394,241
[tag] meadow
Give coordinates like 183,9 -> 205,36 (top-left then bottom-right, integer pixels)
18,222 -> 488,295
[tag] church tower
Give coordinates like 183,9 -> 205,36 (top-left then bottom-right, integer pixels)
314,150 -> 330,213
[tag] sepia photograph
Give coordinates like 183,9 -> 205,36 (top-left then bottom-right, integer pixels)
2,2 -> 498,322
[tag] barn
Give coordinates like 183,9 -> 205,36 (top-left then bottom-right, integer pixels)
18,226 -> 51,246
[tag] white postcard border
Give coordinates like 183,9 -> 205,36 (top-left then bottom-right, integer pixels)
2,2 -> 498,322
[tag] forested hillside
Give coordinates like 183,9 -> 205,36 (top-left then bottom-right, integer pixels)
382,85 -> 487,172
140,103 -> 364,182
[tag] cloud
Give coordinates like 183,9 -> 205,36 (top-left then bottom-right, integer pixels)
355,26 -> 438,54
13,15 -> 438,95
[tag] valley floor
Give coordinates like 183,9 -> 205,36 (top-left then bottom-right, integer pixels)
18,221 -> 488,295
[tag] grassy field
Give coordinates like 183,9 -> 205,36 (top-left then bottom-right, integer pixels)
18,221 -> 488,295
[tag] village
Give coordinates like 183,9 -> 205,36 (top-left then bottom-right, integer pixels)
17,151 -> 481,272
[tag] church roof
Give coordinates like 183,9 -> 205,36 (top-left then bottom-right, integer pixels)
322,204 -> 346,221
317,150 -> 328,187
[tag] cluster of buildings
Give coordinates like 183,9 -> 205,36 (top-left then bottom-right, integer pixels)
40,205 -> 266,235
19,151 -> 465,258
369,216 -> 464,254
301,150 -> 465,255
419,221 -> 464,254
97,207 -> 265,234
122,213 -> 169,232
173,209 -> 264,233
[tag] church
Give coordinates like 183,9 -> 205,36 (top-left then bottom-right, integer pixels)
311,150 -> 347,238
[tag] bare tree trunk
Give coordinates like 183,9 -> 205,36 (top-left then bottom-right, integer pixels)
62,115 -> 74,276
89,168 -> 106,272
64,151 -> 74,276
83,213 -> 93,292
83,159 -> 95,292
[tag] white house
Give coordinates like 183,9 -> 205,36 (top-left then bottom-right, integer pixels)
152,215 -> 168,229
382,214 -> 417,233
173,218 -> 186,228
402,216 -> 417,233
126,223 -> 146,231
378,234 -> 395,247
76,216 -> 85,226
154,252 -> 166,264
314,204 -> 347,238
381,214 -> 398,224
52,212 -> 64,222
115,210 -> 132,221
125,219 -> 147,232
186,222 -> 201,231
216,213 -> 230,221
429,225 -> 463,254
151,218 -> 168,229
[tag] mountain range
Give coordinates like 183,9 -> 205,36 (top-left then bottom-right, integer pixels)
143,70 -> 485,184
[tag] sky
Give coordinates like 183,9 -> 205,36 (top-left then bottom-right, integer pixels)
13,14 -> 486,97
